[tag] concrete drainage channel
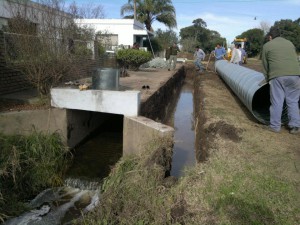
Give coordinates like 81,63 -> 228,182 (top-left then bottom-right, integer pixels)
1,66 -> 197,224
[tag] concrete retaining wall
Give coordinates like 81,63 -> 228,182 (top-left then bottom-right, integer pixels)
140,66 -> 185,123
0,108 -> 67,136
123,116 -> 174,155
0,108 -> 110,148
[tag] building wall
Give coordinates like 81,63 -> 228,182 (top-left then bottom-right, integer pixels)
75,19 -> 148,47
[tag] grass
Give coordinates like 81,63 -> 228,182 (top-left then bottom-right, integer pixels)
0,129 -> 71,221
177,153 -> 300,224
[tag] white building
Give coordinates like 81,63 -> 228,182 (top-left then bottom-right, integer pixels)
75,19 -> 153,50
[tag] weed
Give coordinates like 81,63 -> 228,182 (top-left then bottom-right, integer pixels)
0,129 -> 71,220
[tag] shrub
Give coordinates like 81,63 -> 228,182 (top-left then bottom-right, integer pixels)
116,48 -> 152,71
0,130 -> 71,219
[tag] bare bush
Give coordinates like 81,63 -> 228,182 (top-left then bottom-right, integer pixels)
3,0 -> 105,96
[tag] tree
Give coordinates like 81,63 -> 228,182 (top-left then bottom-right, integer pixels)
68,1 -> 106,19
179,18 -> 226,53
269,19 -> 300,52
193,18 -> 207,28
143,37 -> 162,54
237,28 -> 264,57
120,0 -> 177,31
180,37 -> 198,53
154,28 -> 178,49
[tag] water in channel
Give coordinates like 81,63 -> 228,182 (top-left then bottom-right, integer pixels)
167,81 -> 196,177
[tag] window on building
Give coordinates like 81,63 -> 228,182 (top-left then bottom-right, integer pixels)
97,34 -> 118,50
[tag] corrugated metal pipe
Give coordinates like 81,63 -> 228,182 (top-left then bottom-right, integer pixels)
215,60 -> 289,125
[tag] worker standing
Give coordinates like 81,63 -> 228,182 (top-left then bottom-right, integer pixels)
261,28 -> 300,134
214,43 -> 226,60
168,42 -> 180,71
229,44 -> 240,64
194,46 -> 206,73
237,44 -> 246,65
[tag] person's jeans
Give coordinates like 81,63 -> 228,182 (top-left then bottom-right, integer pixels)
194,58 -> 204,71
168,55 -> 177,70
269,76 -> 300,131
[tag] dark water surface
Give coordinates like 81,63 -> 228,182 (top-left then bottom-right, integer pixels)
66,115 -> 123,181
67,119 -> 123,179
169,82 -> 196,177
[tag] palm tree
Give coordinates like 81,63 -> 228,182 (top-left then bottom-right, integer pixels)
121,0 -> 177,31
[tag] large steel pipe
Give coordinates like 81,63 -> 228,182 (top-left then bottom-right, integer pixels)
215,60 -> 289,125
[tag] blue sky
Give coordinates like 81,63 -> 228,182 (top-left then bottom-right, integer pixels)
71,0 -> 300,43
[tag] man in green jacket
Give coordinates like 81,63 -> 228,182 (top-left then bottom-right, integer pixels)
261,28 -> 300,134
168,42 -> 180,71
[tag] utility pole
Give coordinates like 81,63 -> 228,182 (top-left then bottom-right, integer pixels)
134,0 -> 136,20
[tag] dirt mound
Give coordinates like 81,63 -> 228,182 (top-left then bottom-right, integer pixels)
207,121 -> 242,143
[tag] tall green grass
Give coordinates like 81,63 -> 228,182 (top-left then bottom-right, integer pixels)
0,129 -> 71,221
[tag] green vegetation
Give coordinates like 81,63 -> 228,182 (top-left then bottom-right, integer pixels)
180,18 -> 226,53
121,0 -> 177,31
116,48 -> 152,70
154,29 -> 178,50
237,28 -> 264,57
143,29 -> 179,54
236,18 -> 300,57
0,130 -> 71,221
270,19 -> 300,52
180,17 -> 300,56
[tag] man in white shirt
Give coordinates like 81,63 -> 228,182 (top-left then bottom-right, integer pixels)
230,44 -> 241,64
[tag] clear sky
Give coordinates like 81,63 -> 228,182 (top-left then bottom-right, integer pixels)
70,0 -> 300,44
